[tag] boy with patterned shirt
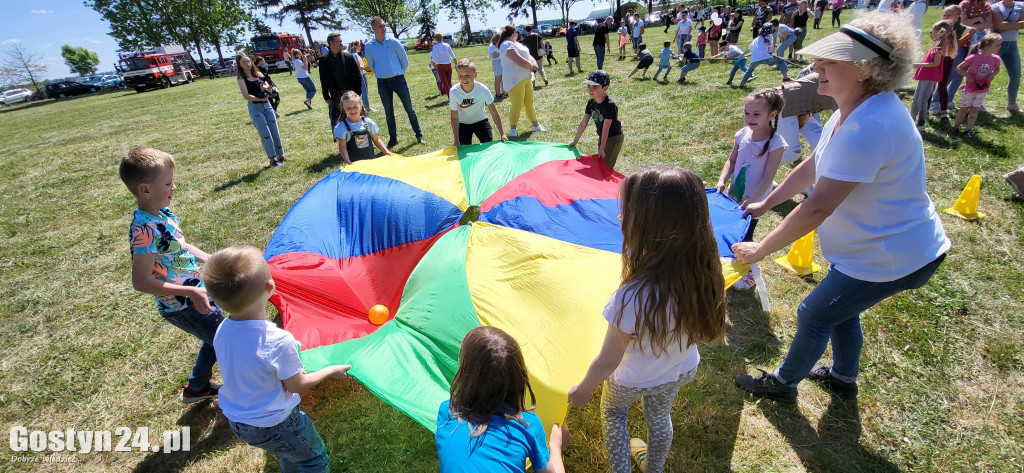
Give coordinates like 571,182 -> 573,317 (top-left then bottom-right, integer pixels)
121,147 -> 223,404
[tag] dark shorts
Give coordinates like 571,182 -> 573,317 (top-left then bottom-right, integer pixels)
458,119 -> 493,145
567,46 -> 580,58
638,56 -> 654,69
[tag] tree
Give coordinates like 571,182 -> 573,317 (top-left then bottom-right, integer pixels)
339,0 -> 420,38
439,0 -> 491,40
500,0 -> 552,29
87,0 -> 176,51
251,0 -> 345,46
3,43 -> 47,92
417,0 -> 439,40
551,0 -> 585,26
60,45 -> 101,76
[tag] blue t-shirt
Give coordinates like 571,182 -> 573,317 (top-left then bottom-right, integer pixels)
565,28 -> 579,53
659,47 -> 673,66
435,400 -> 549,473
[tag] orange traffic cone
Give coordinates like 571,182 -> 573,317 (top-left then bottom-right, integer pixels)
775,230 -> 822,276
943,174 -> 985,221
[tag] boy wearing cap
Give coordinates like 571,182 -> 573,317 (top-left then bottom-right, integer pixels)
569,70 -> 623,169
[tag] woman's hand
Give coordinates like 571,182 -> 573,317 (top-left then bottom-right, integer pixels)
731,241 -> 764,264
567,383 -> 593,407
715,182 -> 726,193
742,200 -> 769,219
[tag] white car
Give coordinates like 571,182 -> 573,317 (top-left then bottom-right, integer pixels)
1,88 -> 32,106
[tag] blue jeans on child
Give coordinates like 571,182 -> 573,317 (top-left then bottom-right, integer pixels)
161,303 -> 223,392
296,77 -> 316,101
653,64 -> 672,80
229,407 -> 329,473
679,61 -> 700,76
741,57 -> 788,85
774,254 -> 946,386
727,58 -> 749,84
247,100 -> 283,160
776,35 -> 798,60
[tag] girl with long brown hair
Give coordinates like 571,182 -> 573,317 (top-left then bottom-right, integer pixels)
436,326 -> 569,472
235,53 -> 286,167
568,166 -> 726,473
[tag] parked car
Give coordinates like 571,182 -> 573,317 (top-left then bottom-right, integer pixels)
210,59 -> 235,76
44,81 -> 99,99
540,25 -> 554,36
97,74 -> 126,88
414,37 -> 434,50
579,19 -> 599,34
470,30 -> 492,43
442,34 -> 458,46
0,88 -> 33,106
399,39 -> 410,49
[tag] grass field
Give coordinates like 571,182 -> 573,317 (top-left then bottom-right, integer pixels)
1,10 -> 1022,472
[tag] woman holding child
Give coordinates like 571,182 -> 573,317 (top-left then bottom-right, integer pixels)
498,25 -> 547,137
236,53 -> 287,167
732,13 -> 950,403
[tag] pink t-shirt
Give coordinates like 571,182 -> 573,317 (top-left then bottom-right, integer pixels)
913,47 -> 944,81
960,53 -> 1001,92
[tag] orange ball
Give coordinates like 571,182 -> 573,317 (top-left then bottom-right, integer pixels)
368,304 -> 390,325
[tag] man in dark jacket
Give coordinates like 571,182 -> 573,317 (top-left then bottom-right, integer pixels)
319,32 -> 363,134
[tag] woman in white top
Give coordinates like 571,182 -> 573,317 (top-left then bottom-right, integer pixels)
488,33 -> 506,99
290,48 -> 315,109
732,14 -> 950,403
429,33 -> 457,95
498,25 -> 546,137
348,41 -> 374,113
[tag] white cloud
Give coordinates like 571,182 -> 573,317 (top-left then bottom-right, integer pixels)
2,38 -> 22,45
30,9 -> 54,14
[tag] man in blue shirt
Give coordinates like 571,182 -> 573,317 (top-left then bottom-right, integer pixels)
363,16 -> 426,147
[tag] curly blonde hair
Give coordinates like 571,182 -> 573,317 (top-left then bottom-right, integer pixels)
849,13 -> 920,93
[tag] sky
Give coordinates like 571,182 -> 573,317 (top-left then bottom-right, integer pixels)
1,0 -> 610,82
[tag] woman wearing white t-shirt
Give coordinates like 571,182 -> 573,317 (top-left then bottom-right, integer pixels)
488,34 -> 506,100
733,14 -> 950,403
498,25 -> 546,137
291,48 -> 316,109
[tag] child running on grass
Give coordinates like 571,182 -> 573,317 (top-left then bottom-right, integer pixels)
653,41 -> 677,82
435,326 -> 570,472
715,89 -> 787,289
569,70 -> 624,168
568,165 -> 727,473
334,90 -> 391,164
677,43 -> 701,83
121,147 -> 224,404
910,20 -> 955,131
950,33 -> 1003,138
449,58 -> 507,148
205,246 -> 351,473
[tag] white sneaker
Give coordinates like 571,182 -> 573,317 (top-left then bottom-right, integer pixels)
532,125 -> 547,132
732,272 -> 756,290
509,128 -> 518,137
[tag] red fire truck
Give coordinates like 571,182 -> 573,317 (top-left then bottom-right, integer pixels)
117,45 -> 198,93
252,33 -> 306,72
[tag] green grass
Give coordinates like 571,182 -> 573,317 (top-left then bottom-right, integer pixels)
1,10 -> 1023,472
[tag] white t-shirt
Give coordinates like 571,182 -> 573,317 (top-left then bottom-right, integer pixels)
499,40 -> 533,88
487,43 -> 502,74
603,282 -> 700,388
813,92 -> 951,282
292,58 -> 309,79
214,319 -> 304,427
726,44 -> 745,60
902,0 -> 928,40
731,127 -> 787,203
749,36 -> 774,62
449,80 -> 494,124
430,42 -> 456,65
679,18 -> 693,35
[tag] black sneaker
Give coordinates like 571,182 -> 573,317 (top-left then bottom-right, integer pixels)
181,382 -> 220,404
735,370 -> 798,403
807,365 -> 858,398
386,139 -> 398,148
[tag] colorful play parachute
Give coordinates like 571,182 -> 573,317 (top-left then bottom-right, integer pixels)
264,142 -> 750,431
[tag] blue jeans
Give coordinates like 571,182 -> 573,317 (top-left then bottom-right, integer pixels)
776,35 -> 798,60
377,75 -> 423,142
161,304 -> 223,391
680,61 -> 700,75
741,57 -> 787,84
653,65 -> 672,80
728,58 -> 749,83
229,407 -> 329,473
296,76 -> 316,101
360,74 -> 371,109
775,254 -> 945,386
999,40 -> 1021,106
594,45 -> 606,70
247,100 -> 283,160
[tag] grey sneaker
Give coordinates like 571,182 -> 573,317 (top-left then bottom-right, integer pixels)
735,370 -> 798,403
807,365 -> 858,398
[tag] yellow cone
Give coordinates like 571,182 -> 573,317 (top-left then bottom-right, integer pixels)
943,174 -> 986,221
775,230 -> 822,276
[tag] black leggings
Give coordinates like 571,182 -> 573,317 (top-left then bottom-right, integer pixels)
832,9 -> 841,27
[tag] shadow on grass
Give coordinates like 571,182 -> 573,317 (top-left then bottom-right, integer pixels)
726,288 -> 784,365
214,166 -> 272,192
306,153 -> 346,174
769,198 -> 800,220
131,402 -> 236,473
759,397 -> 901,473
283,108 -> 313,117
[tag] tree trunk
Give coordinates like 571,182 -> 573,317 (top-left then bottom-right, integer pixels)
216,40 -> 224,63
530,0 -> 538,28
299,9 -> 313,46
461,0 -> 472,39
194,41 -> 205,63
